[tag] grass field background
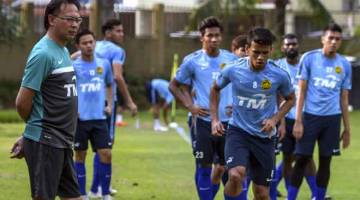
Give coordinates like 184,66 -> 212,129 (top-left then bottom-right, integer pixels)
0,110 -> 359,200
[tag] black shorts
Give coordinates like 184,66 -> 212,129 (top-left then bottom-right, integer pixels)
194,117 -> 226,166
281,118 -> 296,154
24,138 -> 80,199
225,125 -> 275,186
295,113 -> 341,157
75,119 -> 112,151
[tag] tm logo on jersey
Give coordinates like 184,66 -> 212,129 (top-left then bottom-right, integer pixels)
313,75 -> 338,89
79,77 -> 104,93
237,94 -> 267,109
64,75 -> 77,97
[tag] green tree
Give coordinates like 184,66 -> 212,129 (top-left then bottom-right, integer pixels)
187,0 -> 333,37
0,1 -> 23,46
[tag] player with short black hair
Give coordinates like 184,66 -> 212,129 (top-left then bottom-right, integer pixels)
287,23 -> 352,200
73,29 -> 114,200
274,33 -> 317,200
169,16 -> 238,199
211,27 -> 295,200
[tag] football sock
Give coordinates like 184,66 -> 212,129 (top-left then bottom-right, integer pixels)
197,167 -> 212,200
316,187 -> 327,200
212,183 -> 220,198
74,162 -> 86,195
270,162 -> 283,200
305,175 -> 317,199
90,153 -> 100,193
99,162 -> 111,196
287,185 -> 299,200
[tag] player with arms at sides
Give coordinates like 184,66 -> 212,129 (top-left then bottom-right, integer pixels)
210,27 -> 295,200
169,16 -> 238,200
72,29 -> 114,200
88,19 -> 138,196
287,23 -> 352,200
272,33 -> 317,200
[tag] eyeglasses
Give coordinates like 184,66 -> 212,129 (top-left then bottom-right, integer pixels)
54,15 -> 83,24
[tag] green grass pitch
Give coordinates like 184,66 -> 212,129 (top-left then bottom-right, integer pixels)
0,110 -> 359,199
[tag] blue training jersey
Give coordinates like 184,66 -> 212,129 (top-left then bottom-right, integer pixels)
175,49 -> 238,122
275,58 -> 300,119
151,79 -> 174,105
95,40 -> 126,102
216,57 -> 294,138
73,57 -> 113,120
298,49 -> 352,116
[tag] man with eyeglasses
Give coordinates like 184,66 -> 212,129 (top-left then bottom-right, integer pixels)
10,0 -> 82,199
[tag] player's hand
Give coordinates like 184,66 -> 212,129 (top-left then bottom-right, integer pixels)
10,136 -> 24,159
293,120 -> 303,140
104,106 -> 112,116
188,104 -> 209,117
261,118 -> 276,136
278,120 -> 286,141
127,101 -> 138,117
225,105 -> 232,117
341,129 -> 350,149
211,120 -> 225,136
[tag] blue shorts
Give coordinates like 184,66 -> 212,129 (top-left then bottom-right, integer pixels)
225,125 -> 275,186
75,119 -> 112,151
295,113 -> 341,157
194,117 -> 226,166
281,118 -> 296,154
145,81 -> 160,104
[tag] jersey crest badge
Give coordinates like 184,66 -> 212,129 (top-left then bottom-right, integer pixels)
96,66 -> 103,75
335,66 -> 342,74
261,79 -> 272,90
220,63 -> 226,69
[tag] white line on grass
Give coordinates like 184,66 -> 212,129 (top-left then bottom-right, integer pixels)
174,126 -> 191,145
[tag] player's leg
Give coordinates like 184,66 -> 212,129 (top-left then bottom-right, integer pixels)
223,125 -> 249,199
304,158 -> 317,199
90,120 -> 113,198
249,131 -> 275,200
281,118 -> 296,191
288,113 -> 319,200
211,162 -> 224,198
270,135 -> 282,200
211,121 -> 227,198
74,120 -> 89,197
23,138 -> 72,200
115,88 -> 127,127
90,100 -> 117,195
316,114 -> 341,200
58,148 -> 82,200
188,115 -> 200,196
194,117 -> 215,200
